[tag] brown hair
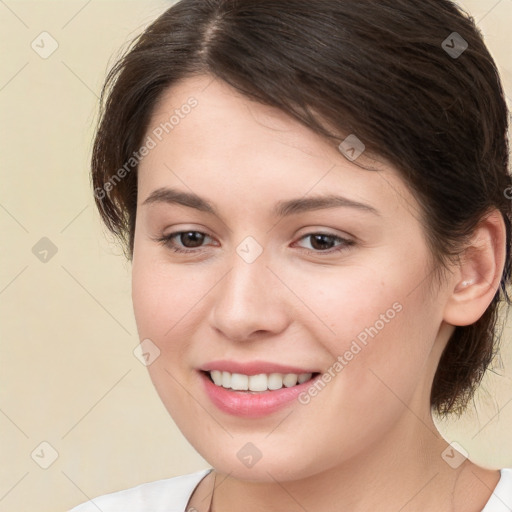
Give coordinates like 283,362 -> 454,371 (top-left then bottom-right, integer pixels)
91,0 -> 511,415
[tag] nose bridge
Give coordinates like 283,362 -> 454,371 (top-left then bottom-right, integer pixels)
209,248 -> 289,340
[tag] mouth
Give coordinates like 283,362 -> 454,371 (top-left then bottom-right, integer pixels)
199,369 -> 323,418
202,370 -> 321,393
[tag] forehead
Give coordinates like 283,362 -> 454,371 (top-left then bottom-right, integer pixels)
145,75 -> 338,163
137,75 -> 415,219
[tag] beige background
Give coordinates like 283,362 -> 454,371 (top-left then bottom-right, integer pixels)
0,1 -> 511,511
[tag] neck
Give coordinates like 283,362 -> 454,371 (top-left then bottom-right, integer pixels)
210,411 -> 498,512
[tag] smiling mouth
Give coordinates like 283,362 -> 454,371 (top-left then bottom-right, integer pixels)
202,370 -> 321,393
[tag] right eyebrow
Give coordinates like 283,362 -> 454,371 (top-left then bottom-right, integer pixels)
141,187 -> 217,215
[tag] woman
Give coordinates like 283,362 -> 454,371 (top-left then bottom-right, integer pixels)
71,0 -> 512,510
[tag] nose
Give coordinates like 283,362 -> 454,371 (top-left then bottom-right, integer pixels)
208,255 -> 291,342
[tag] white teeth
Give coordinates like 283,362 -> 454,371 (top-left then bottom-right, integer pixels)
208,371 -> 313,392
249,374 -> 267,392
268,373 -> 283,390
231,373 -> 249,391
298,373 -> 311,384
210,370 -> 223,386
283,374 -> 298,387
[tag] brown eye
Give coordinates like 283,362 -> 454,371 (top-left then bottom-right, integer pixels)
295,232 -> 354,254
309,234 -> 338,251
157,230 -> 215,253
179,231 -> 206,248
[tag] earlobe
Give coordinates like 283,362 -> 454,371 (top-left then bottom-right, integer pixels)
443,210 -> 506,327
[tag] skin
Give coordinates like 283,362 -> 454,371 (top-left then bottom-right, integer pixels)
131,74 -> 505,512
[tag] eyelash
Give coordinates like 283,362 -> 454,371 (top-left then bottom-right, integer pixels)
156,231 -> 355,255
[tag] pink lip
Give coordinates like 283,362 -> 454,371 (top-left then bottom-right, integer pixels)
199,360 -> 318,375
199,370 -> 321,418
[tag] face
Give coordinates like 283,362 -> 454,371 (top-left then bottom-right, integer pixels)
132,75 -> 453,482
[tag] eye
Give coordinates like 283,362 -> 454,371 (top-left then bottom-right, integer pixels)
157,230 -> 215,253
155,230 -> 353,255
295,233 -> 354,253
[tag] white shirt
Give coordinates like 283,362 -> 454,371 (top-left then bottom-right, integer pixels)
70,468 -> 512,511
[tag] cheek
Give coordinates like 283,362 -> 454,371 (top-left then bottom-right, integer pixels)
279,261 -> 405,348
131,255 -> 203,421
132,263 -> 175,339
131,249 -> 209,342
288,258 -> 440,399
283,271 -> 440,461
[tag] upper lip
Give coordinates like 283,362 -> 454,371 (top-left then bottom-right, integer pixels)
199,360 -> 320,376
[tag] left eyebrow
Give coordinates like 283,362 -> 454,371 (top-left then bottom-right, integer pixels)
273,195 -> 380,217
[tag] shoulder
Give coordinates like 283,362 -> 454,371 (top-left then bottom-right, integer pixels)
68,468 -> 212,512
482,468 -> 512,512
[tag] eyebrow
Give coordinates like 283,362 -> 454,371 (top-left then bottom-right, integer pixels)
142,187 -> 380,217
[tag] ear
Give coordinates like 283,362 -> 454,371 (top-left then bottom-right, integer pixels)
443,210 -> 507,327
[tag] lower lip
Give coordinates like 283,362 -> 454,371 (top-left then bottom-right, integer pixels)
199,371 -> 320,418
